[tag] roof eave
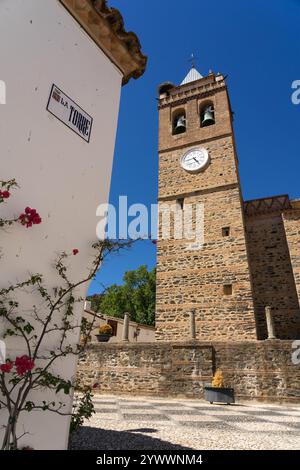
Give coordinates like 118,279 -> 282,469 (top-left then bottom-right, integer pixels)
60,0 -> 147,85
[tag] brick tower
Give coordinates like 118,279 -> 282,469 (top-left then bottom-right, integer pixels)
155,67 -> 257,341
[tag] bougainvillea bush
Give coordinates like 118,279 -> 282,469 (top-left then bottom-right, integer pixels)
0,179 -> 130,450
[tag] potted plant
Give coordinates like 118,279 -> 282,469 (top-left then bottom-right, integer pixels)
204,369 -> 235,405
96,324 -> 113,343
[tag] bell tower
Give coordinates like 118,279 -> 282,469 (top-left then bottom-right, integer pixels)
155,67 -> 257,341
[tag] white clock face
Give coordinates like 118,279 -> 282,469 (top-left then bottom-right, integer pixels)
180,147 -> 209,173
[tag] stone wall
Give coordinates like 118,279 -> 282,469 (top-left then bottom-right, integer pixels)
156,70 -> 300,343
78,340 -> 300,402
246,210 -> 300,339
156,186 -> 257,341
158,76 -> 232,156
213,340 -> 300,401
156,75 -> 257,342
78,342 -> 213,397
283,207 -> 300,309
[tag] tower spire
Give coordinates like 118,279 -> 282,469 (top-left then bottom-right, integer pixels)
180,53 -> 203,85
181,67 -> 203,86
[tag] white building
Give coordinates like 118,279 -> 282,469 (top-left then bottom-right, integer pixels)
83,302 -> 155,343
0,0 -> 145,450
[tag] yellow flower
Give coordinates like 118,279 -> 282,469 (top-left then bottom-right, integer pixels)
212,369 -> 224,388
99,324 -> 113,336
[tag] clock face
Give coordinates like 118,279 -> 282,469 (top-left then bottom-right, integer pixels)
180,147 -> 209,173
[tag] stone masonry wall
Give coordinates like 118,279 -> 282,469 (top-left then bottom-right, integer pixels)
213,340 -> 300,401
156,186 -> 257,341
283,208 -> 300,309
246,211 -> 300,339
158,135 -> 238,200
156,76 -> 257,342
158,77 -> 232,156
78,341 -> 300,402
78,342 -> 213,397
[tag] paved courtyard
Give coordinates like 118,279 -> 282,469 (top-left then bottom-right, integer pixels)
70,395 -> 300,450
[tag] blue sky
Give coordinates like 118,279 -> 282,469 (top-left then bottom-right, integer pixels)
88,0 -> 300,295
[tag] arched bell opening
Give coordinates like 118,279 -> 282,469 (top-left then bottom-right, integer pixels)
172,109 -> 186,135
200,102 -> 215,128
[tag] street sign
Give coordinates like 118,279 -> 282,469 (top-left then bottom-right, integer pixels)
47,84 -> 93,142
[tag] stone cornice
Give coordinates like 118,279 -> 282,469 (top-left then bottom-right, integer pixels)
158,84 -> 226,110
60,0 -> 147,85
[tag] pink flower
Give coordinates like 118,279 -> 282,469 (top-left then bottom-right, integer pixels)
19,207 -> 42,228
0,361 -> 14,373
15,355 -> 35,376
73,249 -> 79,256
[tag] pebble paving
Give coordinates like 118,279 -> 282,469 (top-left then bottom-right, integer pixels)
70,395 -> 300,450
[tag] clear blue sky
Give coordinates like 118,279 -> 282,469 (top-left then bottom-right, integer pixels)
88,0 -> 300,295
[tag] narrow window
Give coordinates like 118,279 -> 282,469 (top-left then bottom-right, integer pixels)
222,227 -> 230,237
223,284 -> 233,295
177,198 -> 184,210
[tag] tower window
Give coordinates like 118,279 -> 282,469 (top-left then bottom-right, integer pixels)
223,284 -> 233,295
172,110 -> 186,135
177,198 -> 184,210
200,103 -> 215,128
222,227 -> 230,237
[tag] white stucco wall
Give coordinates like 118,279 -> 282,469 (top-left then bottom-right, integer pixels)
82,309 -> 156,343
0,0 -> 123,449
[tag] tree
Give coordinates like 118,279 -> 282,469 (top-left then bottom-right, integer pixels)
91,266 -> 156,326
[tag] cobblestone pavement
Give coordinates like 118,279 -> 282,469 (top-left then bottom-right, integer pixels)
70,395 -> 300,450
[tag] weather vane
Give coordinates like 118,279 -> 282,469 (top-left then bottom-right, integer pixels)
188,53 -> 198,68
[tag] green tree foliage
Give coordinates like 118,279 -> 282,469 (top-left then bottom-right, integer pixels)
89,266 -> 156,326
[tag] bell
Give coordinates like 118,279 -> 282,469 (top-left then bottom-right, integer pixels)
174,115 -> 186,134
201,106 -> 215,127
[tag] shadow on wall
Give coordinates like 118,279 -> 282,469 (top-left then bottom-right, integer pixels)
69,426 -> 192,450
